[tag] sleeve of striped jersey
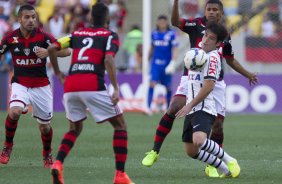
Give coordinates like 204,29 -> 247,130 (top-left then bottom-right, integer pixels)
0,35 -> 9,55
179,18 -> 197,35
105,32 -> 119,57
222,35 -> 234,60
43,31 -> 57,48
204,53 -> 220,81
55,35 -> 72,50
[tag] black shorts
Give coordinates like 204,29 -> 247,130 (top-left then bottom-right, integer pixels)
182,110 -> 216,143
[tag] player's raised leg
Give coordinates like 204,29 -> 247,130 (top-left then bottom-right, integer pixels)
142,94 -> 186,167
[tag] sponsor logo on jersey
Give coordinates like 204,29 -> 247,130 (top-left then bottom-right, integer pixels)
33,46 -> 40,52
16,58 -> 42,65
14,47 -> 20,52
12,37 -> 19,43
24,48 -> 30,56
73,30 -> 109,37
208,56 -> 217,76
46,40 -> 51,46
188,73 -> 201,81
164,33 -> 171,41
154,40 -> 169,46
71,63 -> 95,72
185,22 -> 196,26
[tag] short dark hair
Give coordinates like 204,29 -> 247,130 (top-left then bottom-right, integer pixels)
156,14 -> 169,31
18,4 -> 35,16
91,2 -> 109,26
205,0 -> 224,11
158,15 -> 168,20
206,22 -> 228,42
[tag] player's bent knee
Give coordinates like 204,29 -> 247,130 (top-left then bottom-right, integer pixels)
110,116 -> 127,130
193,140 -> 205,148
192,133 -> 206,148
184,143 -> 199,158
9,108 -> 23,120
39,123 -> 51,134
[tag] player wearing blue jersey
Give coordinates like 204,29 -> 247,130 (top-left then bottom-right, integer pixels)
147,15 -> 178,113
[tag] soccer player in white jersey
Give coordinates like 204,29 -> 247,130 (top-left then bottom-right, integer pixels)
176,22 -> 240,178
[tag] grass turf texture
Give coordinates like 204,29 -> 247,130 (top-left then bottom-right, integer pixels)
0,112 -> 281,184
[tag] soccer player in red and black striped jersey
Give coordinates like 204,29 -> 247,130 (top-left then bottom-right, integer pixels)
0,4 -> 71,168
142,0 -> 258,176
47,3 -> 134,184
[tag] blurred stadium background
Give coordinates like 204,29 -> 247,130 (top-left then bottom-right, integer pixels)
1,0 -> 282,114
0,1 -> 282,183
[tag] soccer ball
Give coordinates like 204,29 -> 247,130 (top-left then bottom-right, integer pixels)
184,48 -> 208,71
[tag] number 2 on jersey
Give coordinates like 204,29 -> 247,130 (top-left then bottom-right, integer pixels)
78,37 -> 93,61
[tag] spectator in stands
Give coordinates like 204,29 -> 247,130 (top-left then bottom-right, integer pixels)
0,19 -> 10,39
67,3 -> 88,32
222,0 -> 238,16
0,0 -> 12,16
261,13 -> 276,37
117,0 -> 127,34
48,7 -> 65,38
122,24 -> 143,72
179,0 -> 200,18
0,5 -> 9,21
108,0 -> 120,32
8,15 -> 20,30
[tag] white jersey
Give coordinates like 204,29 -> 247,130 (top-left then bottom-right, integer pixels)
187,50 -> 221,116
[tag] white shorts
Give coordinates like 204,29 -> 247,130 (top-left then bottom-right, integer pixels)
175,76 -> 188,96
10,83 -> 53,124
213,80 -> 226,117
63,91 -> 123,123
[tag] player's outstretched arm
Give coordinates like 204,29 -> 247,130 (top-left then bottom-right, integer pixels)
176,80 -> 215,118
226,57 -> 258,85
105,54 -> 119,105
47,44 -> 65,84
171,0 -> 181,27
56,48 -> 71,57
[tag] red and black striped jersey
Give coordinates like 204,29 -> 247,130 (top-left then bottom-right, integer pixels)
55,27 -> 119,93
179,17 -> 234,79
0,28 -> 56,87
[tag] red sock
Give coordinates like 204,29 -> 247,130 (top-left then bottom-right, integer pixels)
113,130 -> 127,171
41,127 -> 53,156
153,113 -> 175,153
4,115 -> 18,148
56,131 -> 77,163
210,114 -> 224,147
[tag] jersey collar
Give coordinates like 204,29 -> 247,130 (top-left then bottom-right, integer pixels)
17,28 -> 37,39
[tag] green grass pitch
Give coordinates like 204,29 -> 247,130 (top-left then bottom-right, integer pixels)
0,112 -> 281,184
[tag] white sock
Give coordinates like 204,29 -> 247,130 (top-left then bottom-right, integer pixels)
200,138 -> 235,163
